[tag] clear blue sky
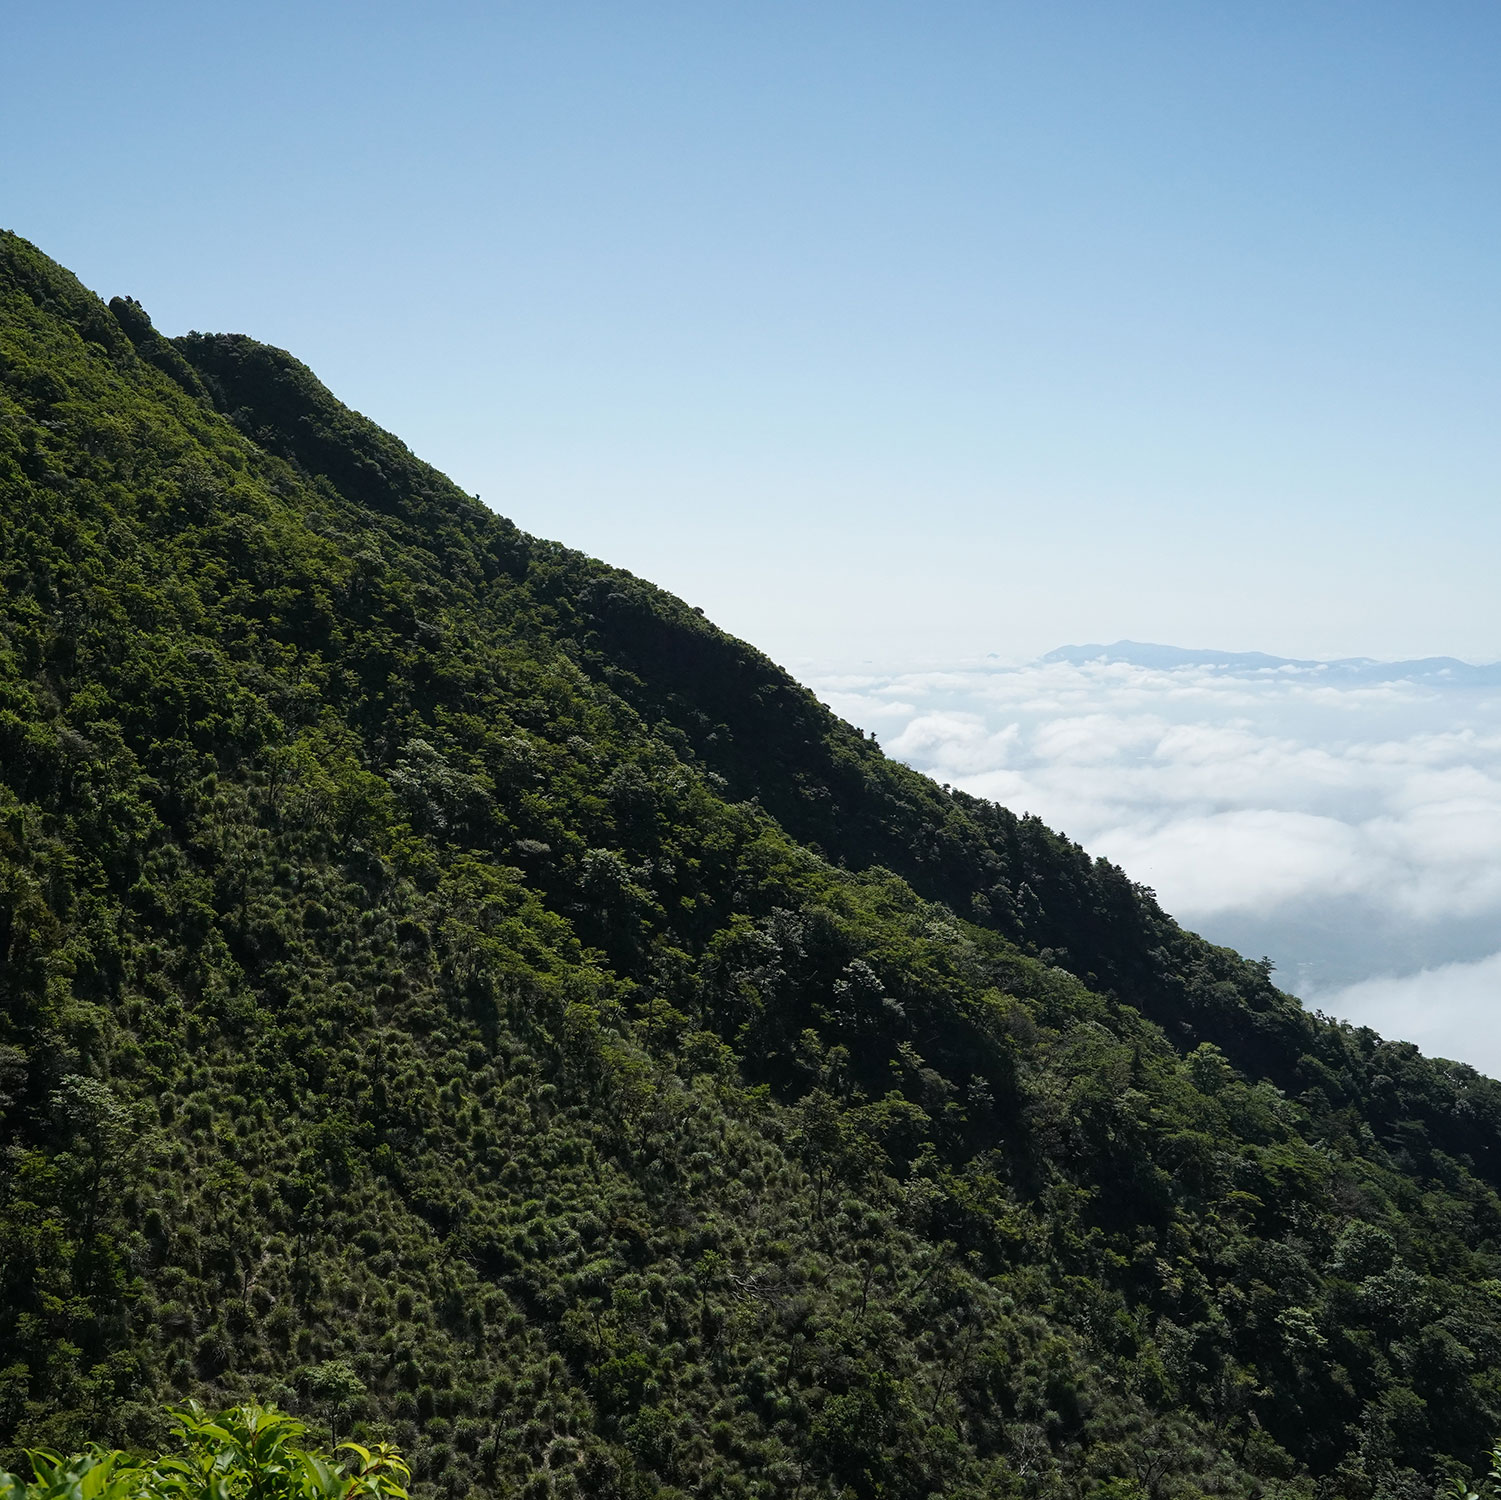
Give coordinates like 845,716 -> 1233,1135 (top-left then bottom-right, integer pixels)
7,1 -> 1499,668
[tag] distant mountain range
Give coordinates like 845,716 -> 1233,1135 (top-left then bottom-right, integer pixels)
1044,638 -> 1501,685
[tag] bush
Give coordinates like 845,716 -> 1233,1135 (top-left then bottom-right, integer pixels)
0,1404 -> 409,1500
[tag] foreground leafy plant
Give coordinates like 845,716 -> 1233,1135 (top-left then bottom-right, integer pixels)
1451,1446 -> 1501,1500
0,1406 -> 409,1500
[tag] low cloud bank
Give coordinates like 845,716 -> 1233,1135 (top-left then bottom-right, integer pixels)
1304,952 -> 1501,1076
808,644 -> 1501,1073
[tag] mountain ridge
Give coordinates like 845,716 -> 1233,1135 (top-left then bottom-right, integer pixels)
3,228 -> 1501,1500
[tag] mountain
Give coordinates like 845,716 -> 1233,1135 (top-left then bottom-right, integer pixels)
4,229 -> 1501,1500
1043,640 -> 1501,686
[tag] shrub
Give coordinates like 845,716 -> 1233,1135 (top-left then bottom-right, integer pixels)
0,1403 -> 409,1500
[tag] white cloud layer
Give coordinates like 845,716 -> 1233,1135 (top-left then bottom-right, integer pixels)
1312,952 -> 1501,1078
807,649 -> 1501,1074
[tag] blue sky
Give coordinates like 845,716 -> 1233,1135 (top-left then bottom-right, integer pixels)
6,1 -> 1501,667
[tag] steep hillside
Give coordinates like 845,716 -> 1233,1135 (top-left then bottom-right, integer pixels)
3,229 -> 1501,1500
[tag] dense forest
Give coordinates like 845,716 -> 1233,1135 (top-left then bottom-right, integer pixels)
4,229 -> 1501,1500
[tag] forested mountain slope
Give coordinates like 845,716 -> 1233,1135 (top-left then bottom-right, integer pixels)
3,229 -> 1500,1500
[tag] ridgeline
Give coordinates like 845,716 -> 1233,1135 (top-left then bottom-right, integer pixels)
3,230 -> 1500,1500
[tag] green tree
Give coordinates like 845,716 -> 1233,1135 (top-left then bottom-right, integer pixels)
304,1364 -> 366,1448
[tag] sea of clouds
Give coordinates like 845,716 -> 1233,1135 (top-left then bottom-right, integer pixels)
807,644 -> 1501,1076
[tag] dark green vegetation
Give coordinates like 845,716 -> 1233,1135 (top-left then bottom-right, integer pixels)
1,1402 -> 410,1500
3,230 -> 1501,1500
